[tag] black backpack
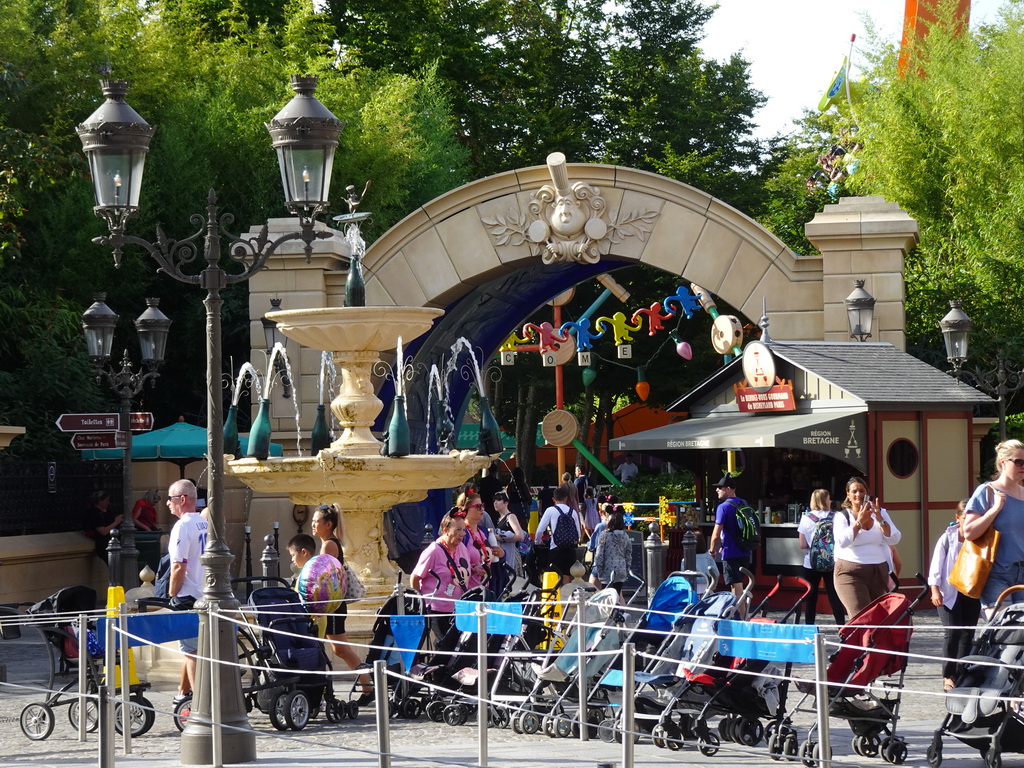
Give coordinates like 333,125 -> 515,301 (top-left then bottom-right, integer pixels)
551,505 -> 578,549
729,501 -> 761,551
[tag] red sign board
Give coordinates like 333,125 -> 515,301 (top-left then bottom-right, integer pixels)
71,431 -> 128,450
129,412 -> 154,431
734,381 -> 796,413
56,413 -> 119,432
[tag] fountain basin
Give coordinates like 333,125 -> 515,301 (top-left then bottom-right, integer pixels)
266,306 -> 443,354
227,449 -> 491,506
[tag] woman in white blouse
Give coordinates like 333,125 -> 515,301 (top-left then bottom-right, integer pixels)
832,477 -> 901,617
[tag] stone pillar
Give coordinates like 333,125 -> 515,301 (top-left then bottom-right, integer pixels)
804,196 -> 919,351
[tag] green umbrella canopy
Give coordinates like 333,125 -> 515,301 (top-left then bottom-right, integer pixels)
81,421 -> 283,478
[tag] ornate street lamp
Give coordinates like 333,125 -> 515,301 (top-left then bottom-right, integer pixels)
938,299 -> 973,377
938,300 -> 1022,442
77,74 -> 341,765
81,294 -> 171,589
261,297 -> 292,398
845,279 -> 875,342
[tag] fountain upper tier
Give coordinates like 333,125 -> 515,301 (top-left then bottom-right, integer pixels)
226,304 -> 494,507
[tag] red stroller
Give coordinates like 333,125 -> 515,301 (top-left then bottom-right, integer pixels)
787,582 -> 928,767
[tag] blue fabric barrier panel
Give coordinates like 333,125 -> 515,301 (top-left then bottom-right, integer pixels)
453,601 -> 524,635
390,615 -> 425,671
95,612 -> 200,650
718,620 -> 818,664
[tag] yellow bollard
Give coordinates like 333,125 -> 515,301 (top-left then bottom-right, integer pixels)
105,586 -> 140,687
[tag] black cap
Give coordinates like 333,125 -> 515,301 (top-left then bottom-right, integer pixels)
713,473 -> 736,489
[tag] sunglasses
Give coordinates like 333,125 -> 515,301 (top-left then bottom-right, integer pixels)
468,503 -> 484,510
1009,458 -> 1024,468
451,510 -> 468,518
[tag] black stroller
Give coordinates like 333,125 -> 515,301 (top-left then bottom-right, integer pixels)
242,585 -> 342,730
362,586 -> 429,719
928,585 -> 1024,768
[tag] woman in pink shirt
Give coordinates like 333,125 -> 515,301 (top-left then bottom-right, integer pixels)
412,513 -> 482,639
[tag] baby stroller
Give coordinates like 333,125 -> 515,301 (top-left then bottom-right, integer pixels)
928,585 -> 1024,768
362,585 -> 429,719
18,585 -> 155,741
241,585 -> 341,730
788,581 -> 929,766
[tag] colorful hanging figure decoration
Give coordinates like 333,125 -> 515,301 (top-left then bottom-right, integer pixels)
631,302 -> 675,336
559,317 -> 605,352
595,311 -> 642,359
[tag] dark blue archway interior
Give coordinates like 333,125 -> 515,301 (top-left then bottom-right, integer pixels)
379,258 -> 633,560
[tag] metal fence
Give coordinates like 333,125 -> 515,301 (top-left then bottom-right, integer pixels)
0,460 -> 123,536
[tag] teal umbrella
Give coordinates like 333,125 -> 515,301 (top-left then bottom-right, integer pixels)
81,421 -> 283,478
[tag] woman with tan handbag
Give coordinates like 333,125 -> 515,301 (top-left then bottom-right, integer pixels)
963,439 -> 1024,614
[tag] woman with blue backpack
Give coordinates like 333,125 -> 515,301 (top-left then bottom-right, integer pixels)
797,489 -> 846,626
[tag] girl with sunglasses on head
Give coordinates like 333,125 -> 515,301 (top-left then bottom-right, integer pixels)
963,439 -> 1024,615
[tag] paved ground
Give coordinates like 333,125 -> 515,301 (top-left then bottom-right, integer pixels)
0,609 -> 1006,768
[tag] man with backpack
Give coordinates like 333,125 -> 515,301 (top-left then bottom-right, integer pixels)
707,474 -> 757,617
535,484 -> 581,583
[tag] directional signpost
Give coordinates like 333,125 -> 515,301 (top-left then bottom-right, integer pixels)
129,412 -> 154,432
55,412 -> 120,432
71,432 -> 128,450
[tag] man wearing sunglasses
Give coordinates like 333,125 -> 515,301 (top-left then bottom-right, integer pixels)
166,479 -> 208,708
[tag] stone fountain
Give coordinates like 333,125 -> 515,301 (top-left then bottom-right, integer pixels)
226,305 -> 494,587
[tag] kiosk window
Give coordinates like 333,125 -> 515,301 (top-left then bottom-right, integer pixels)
887,438 -> 919,479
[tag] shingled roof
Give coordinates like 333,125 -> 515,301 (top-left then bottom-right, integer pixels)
669,341 -> 994,411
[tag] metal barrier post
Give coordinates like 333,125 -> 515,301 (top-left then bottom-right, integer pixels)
643,522 -> 664,606
272,521 -> 280,554
682,521 -> 697,571
100,615 -> 116,768
118,604 -> 131,755
261,534 -> 279,580
576,589 -> 588,742
477,605 -> 488,768
373,660 -> 391,768
243,525 -> 253,598
78,613 -> 88,742
814,631 -> 831,768
621,642 -> 635,768
107,530 -> 122,589
210,605 -> 223,768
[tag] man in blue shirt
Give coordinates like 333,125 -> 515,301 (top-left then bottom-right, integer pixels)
707,474 -> 750,616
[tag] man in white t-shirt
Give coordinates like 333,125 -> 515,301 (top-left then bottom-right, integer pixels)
166,479 -> 208,706
615,454 -> 639,483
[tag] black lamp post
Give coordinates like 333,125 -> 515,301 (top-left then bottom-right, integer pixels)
939,300 -> 1022,442
261,297 -> 292,398
845,279 -> 876,342
81,294 -> 170,589
77,75 -> 341,765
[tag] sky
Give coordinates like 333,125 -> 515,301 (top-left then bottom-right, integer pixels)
696,0 -> 1006,138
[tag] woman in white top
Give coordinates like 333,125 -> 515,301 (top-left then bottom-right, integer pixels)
797,489 -> 846,626
832,477 -> 901,618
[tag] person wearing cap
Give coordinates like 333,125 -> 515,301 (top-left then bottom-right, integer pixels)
707,474 -> 750,616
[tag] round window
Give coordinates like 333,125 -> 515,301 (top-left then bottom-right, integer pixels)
887,438 -> 919,479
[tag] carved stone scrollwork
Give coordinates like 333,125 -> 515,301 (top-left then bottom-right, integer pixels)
483,152 -> 658,264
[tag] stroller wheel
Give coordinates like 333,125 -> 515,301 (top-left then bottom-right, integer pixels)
511,712 -> 523,734
269,692 -> 290,731
114,696 -> 155,737
521,711 -> 541,735
325,699 -> 341,723
783,733 -> 799,759
427,700 -> 446,723
283,690 -> 310,730
768,733 -> 782,761
20,703 -> 54,741
542,714 -> 555,737
442,704 -> 464,727
652,724 -> 668,749
679,714 -> 698,740
173,696 -> 191,733
927,738 -> 943,768
664,722 -> 682,751
719,716 -> 736,742
698,733 -> 720,757
69,699 -> 99,733
401,698 -> 423,720
883,740 -> 908,765
347,700 -> 360,720
985,747 -> 1001,768
597,718 -> 617,743
554,716 -> 573,739
740,717 -> 764,747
